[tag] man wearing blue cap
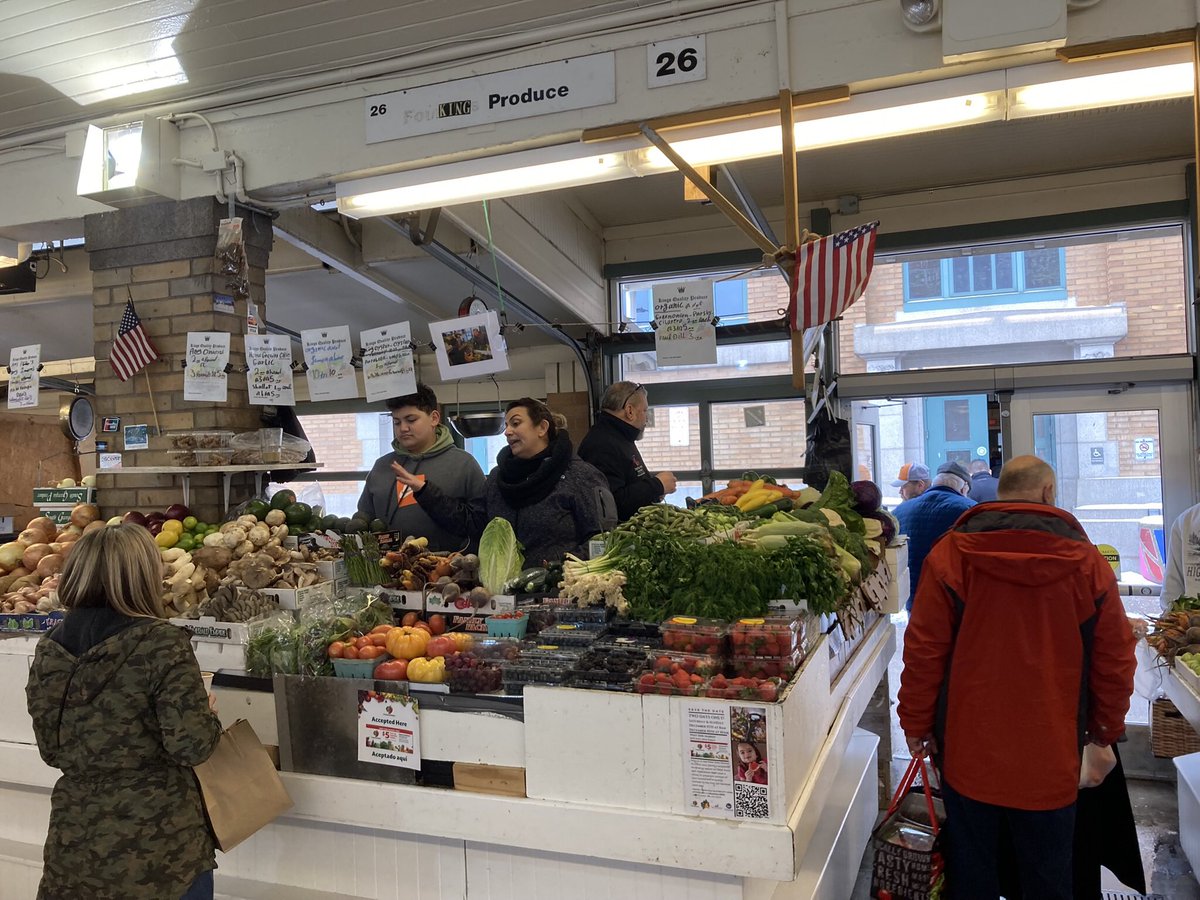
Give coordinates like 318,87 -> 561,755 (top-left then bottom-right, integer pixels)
894,460 -> 976,612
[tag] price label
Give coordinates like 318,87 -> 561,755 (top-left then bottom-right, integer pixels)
647,35 -> 706,89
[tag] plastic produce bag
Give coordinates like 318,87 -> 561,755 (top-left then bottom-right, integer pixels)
245,611 -> 298,678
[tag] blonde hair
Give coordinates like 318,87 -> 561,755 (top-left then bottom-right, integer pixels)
57,524 -> 166,619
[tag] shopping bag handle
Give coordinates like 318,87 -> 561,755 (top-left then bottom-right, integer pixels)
886,755 -> 940,836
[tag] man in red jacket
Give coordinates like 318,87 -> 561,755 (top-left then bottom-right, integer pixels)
898,455 -> 1135,899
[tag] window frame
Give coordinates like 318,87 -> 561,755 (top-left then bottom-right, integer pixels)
901,247 -> 1068,311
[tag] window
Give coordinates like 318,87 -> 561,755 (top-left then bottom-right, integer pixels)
902,248 -> 1066,310
622,279 -> 749,330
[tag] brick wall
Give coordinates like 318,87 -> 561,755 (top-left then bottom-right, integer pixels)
1105,409 -> 1161,479
86,199 -> 273,522
635,400 -> 807,476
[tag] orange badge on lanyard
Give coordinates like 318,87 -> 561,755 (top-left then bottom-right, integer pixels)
396,475 -> 425,508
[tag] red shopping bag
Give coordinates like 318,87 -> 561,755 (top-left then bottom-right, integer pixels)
870,755 -> 946,900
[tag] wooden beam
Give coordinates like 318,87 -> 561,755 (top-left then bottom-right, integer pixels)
583,86 -> 850,143
683,166 -> 712,202
639,125 -> 780,257
1055,28 -> 1194,62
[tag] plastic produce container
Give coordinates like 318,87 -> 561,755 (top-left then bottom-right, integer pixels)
649,650 -> 724,678
553,606 -> 612,626
730,616 -> 803,657
332,655 -> 389,678
571,646 -> 647,686
469,638 -> 522,662
660,616 -> 729,655
168,430 -> 234,450
635,670 -> 705,696
730,650 -> 802,680
535,624 -> 601,648
703,675 -> 783,701
168,448 -> 235,467
446,654 -> 503,693
486,613 -> 528,639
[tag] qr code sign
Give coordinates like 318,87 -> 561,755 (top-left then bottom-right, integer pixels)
734,782 -> 769,819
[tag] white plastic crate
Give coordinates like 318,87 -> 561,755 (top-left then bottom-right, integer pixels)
1176,751 -> 1200,876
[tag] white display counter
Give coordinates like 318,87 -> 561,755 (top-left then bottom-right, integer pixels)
0,616 -> 895,900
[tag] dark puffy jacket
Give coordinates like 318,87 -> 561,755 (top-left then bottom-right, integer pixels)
26,613 -> 222,899
894,485 -> 976,610
577,414 -> 664,521
898,502 -> 1136,811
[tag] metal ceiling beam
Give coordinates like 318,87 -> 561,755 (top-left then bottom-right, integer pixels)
380,215 -> 592,390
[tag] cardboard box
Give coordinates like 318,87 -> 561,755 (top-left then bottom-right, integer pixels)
170,616 -> 251,644
347,586 -> 423,611
32,487 -> 96,505
0,611 -> 64,633
242,581 -> 332,610
424,591 -> 515,616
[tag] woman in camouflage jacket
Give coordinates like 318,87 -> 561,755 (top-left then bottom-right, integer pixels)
26,524 -> 223,900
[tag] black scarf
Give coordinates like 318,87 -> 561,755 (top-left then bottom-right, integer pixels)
494,431 -> 573,508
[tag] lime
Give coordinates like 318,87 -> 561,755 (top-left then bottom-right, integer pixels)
192,521 -> 209,534
182,516 -> 198,531
177,535 -> 195,552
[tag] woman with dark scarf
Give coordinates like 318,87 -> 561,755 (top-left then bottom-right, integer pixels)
393,398 -> 616,564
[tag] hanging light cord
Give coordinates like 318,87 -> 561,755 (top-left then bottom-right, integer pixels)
482,199 -> 506,320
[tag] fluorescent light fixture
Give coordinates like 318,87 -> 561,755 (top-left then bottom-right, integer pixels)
77,117 -> 181,207
0,239 -> 32,268
1007,45 -> 1193,118
337,140 -> 641,217
632,74 -> 1006,173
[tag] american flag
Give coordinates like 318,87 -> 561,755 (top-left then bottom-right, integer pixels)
110,298 -> 160,382
788,221 -> 880,332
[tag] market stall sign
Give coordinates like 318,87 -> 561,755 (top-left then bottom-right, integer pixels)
647,35 -> 707,88
358,689 -> 421,770
365,53 -> 616,143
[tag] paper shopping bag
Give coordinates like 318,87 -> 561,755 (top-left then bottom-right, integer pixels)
870,755 -> 946,900
194,719 -> 293,852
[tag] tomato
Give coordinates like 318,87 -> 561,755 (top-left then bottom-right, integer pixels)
413,622 -> 432,635
427,614 -> 446,635
343,644 -> 360,659
371,624 -> 393,635
375,659 -> 408,681
400,612 -> 421,627
425,635 -> 455,658
369,632 -> 389,647
327,641 -> 346,659
384,626 -> 430,660
358,645 -> 386,659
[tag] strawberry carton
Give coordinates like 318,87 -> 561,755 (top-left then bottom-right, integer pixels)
703,674 -> 783,702
650,650 -> 724,679
730,616 -> 802,658
730,651 -> 802,680
660,616 -> 729,655
635,669 -> 705,696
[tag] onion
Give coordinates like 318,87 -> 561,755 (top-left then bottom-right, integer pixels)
8,567 -> 29,578
69,504 -> 101,529
57,531 -> 81,545
35,554 -> 63,579
17,529 -> 45,547
82,520 -> 106,535
0,542 -> 24,571
22,543 -> 52,571
27,516 -> 57,539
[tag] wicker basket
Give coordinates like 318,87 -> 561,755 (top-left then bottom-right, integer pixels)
1150,698 -> 1200,758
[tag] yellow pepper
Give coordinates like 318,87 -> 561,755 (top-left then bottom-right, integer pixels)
406,656 -> 447,683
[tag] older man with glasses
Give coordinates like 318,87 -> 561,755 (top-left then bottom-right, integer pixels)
579,380 -> 677,522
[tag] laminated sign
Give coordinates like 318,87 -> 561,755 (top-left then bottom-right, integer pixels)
358,690 -> 421,770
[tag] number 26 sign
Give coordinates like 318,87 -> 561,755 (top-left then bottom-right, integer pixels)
647,36 -> 707,88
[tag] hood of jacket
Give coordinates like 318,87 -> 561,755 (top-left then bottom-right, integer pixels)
949,501 -> 1098,588
392,423 -> 456,460
38,617 -> 158,725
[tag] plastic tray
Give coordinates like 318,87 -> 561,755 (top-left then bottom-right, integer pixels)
447,660 -> 503,694
660,616 -> 729,654
510,646 -> 581,670
634,671 -> 705,695
730,616 -> 803,657
168,448 -> 235,467
469,638 -> 523,662
567,675 -> 635,692
167,430 -> 234,450
650,650 -> 724,678
703,675 -> 784,701
535,624 -> 602,648
499,664 -> 573,687
730,650 -> 802,680
553,606 -> 612,626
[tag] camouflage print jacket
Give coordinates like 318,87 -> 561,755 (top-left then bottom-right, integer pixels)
26,615 -> 222,900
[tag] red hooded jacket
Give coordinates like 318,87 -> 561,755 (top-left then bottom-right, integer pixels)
897,502 -> 1135,811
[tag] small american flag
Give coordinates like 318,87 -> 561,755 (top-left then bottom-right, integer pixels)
788,221 -> 880,332
110,298 -> 160,382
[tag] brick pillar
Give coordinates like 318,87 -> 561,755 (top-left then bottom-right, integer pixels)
85,198 -> 274,523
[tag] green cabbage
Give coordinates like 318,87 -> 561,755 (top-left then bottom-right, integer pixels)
479,517 -> 525,594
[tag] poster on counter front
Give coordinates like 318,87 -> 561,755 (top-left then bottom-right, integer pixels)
184,332 -> 230,402
6,344 -> 40,409
652,280 -> 717,366
681,701 -> 771,821
244,334 -> 295,406
360,322 -> 416,403
302,326 -> 359,402
357,689 -> 421,770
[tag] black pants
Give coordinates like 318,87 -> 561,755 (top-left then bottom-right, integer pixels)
941,779 -> 1075,899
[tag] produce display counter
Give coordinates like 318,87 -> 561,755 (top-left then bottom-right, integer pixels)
0,614 -> 894,899
1166,660 -> 1200,736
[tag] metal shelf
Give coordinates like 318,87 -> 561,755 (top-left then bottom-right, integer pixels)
103,464 -> 323,513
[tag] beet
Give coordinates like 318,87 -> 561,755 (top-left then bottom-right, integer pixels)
850,480 -> 883,513
867,510 -> 898,544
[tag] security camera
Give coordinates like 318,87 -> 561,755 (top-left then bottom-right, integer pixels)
27,259 -> 37,272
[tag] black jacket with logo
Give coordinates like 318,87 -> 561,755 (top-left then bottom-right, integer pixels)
578,413 -> 664,521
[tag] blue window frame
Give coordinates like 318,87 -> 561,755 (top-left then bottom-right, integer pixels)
902,247 -> 1067,311
624,279 -> 750,329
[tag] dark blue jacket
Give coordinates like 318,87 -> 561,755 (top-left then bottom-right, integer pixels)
894,485 -> 976,610
968,472 -> 999,502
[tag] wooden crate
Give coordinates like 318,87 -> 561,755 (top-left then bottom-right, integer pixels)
453,763 -> 527,797
1150,698 -> 1200,758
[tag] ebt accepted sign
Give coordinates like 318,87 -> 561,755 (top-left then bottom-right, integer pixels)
365,53 -> 616,143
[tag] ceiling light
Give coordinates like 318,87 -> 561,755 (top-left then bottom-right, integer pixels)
899,0 -> 940,30
1006,46 -> 1194,118
337,141 -> 640,217
76,117 -> 181,207
0,239 -> 33,268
